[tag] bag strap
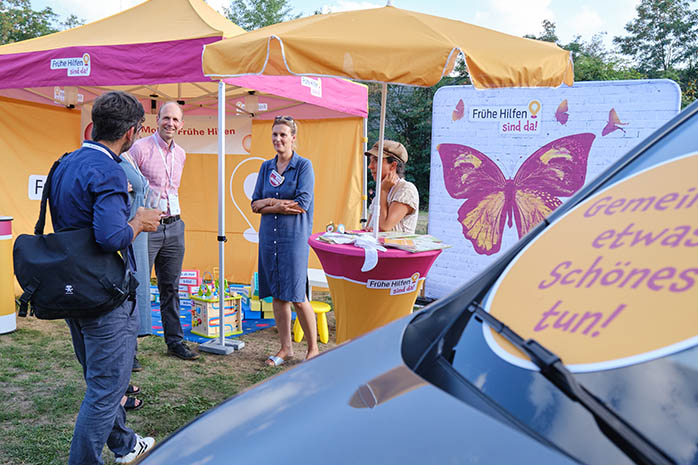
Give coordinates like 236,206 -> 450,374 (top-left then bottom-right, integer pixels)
18,277 -> 40,317
34,153 -> 70,235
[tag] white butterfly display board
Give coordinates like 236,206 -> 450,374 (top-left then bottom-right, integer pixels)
426,79 -> 681,299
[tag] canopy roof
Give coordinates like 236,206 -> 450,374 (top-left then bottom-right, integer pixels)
203,5 -> 574,89
0,0 -> 242,52
0,0 -> 366,118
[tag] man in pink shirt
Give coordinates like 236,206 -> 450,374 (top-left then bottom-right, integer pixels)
129,102 -> 198,361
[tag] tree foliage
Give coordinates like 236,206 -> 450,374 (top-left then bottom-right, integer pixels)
614,0 -> 698,73
60,14 -> 84,30
0,0 -> 84,45
523,19 -> 558,43
525,17 -> 694,105
0,0 -> 56,44
224,0 -> 300,30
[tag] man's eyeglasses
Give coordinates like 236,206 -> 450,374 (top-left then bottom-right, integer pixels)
133,120 -> 144,135
274,115 -> 294,122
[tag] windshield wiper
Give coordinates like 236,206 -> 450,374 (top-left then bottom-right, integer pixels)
466,303 -> 676,465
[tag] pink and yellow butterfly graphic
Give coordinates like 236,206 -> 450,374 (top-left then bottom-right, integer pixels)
602,108 -> 628,136
452,99 -> 465,121
438,133 -> 595,255
555,99 -> 569,125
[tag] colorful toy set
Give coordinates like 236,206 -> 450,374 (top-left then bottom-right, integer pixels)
187,271 -> 243,338
190,292 -> 243,338
151,269 -> 281,336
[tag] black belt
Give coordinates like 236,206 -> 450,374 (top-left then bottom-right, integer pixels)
160,215 -> 180,225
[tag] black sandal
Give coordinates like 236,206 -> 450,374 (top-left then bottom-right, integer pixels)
124,397 -> 144,411
125,384 -> 140,396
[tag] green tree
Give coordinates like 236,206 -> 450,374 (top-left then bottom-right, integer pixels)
523,19 -> 558,43
224,0 -> 300,30
0,0 -> 57,44
525,21 -> 648,82
0,0 -> 85,45
614,0 -> 698,74
60,14 -> 84,30
565,33 -> 646,82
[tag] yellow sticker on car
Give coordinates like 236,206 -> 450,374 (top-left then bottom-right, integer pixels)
485,153 -> 698,372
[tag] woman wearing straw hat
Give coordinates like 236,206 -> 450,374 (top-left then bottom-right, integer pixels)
251,116 -> 319,366
365,140 -> 419,233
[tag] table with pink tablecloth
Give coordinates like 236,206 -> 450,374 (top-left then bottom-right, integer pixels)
309,232 -> 441,343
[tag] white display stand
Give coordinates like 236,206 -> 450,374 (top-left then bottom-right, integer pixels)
427,80 -> 681,299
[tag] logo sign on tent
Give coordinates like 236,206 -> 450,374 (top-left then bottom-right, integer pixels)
484,153 -> 698,372
80,109 -> 252,155
50,53 -> 91,77
427,80 -> 681,299
24,110 -> 254,200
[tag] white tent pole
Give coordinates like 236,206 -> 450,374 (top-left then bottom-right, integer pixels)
217,79 -> 226,347
199,80 -> 239,355
374,82 -> 387,240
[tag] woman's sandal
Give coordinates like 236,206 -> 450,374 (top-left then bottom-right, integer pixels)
124,397 -> 144,411
266,355 -> 286,367
126,384 -> 140,396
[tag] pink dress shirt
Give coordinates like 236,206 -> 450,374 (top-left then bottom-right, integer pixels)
129,132 -> 186,216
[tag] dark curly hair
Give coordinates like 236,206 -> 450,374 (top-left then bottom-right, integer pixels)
91,91 -> 144,142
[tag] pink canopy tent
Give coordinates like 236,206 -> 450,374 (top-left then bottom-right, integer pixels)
0,1 -> 368,352
0,0 -> 367,118
0,0 -> 242,91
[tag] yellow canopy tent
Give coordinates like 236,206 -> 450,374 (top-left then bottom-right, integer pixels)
202,5 -> 573,88
0,0 -> 368,288
202,4 -> 574,237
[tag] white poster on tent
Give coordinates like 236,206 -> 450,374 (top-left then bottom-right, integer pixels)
80,107 -> 252,154
426,79 -> 681,299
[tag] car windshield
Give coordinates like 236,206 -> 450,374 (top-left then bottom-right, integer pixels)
451,316 -> 698,465
411,102 -> 698,465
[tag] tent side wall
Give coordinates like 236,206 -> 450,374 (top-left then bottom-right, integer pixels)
0,97 -> 81,232
0,98 -> 363,288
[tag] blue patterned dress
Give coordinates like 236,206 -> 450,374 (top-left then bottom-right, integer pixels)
120,156 -> 152,336
252,152 -> 314,302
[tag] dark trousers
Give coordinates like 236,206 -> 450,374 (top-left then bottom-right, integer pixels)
65,299 -> 137,465
148,218 -> 185,347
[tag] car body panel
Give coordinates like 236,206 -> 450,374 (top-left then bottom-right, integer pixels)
142,319 -> 577,464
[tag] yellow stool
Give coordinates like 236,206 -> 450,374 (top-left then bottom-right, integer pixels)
293,301 -> 331,344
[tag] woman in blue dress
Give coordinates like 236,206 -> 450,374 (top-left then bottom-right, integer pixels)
252,115 -> 318,366
120,152 -> 152,347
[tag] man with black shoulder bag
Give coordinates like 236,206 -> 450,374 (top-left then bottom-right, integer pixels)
18,91 -> 162,464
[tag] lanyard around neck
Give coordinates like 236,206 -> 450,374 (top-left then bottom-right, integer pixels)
153,134 -> 175,188
83,142 -> 116,161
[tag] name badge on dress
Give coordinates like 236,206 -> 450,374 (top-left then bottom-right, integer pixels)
269,170 -> 285,187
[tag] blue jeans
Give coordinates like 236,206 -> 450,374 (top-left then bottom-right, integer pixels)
65,298 -> 138,465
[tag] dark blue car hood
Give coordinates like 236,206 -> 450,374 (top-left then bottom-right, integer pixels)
141,316 -> 577,464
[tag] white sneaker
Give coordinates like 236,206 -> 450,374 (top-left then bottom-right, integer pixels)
114,434 -> 155,464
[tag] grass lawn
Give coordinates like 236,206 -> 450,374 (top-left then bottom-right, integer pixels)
0,294 -> 338,465
1,212 -> 430,464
